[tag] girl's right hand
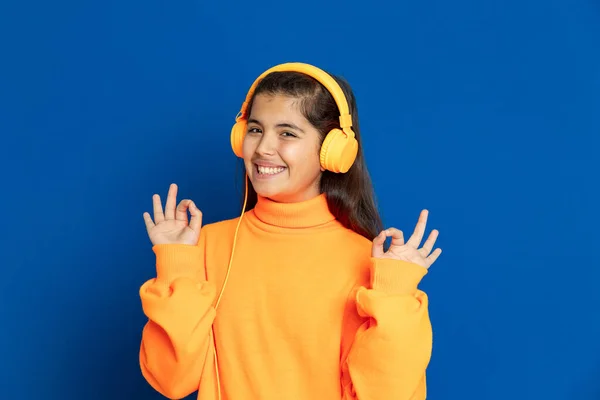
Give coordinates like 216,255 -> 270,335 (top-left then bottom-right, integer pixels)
143,183 -> 203,246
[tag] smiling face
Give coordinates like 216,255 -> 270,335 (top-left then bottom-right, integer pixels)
242,93 -> 324,203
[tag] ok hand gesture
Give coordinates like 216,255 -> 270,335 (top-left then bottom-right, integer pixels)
143,183 -> 203,246
371,210 -> 442,269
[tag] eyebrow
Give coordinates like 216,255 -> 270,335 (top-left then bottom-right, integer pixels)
247,118 -> 305,133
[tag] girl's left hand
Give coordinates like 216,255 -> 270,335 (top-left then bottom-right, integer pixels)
371,209 -> 442,269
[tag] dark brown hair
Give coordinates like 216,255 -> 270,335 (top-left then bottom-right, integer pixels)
237,70 -> 384,241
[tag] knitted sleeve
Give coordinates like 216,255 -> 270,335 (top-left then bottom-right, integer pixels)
341,258 -> 432,400
138,229 -> 217,400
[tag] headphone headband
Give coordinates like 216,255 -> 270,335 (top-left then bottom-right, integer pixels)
236,62 -> 353,132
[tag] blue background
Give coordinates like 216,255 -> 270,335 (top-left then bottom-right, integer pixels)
1,0 -> 598,399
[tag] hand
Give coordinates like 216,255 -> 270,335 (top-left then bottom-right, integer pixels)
371,209 -> 442,269
143,183 -> 203,246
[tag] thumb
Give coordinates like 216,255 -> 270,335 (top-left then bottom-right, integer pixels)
371,230 -> 386,258
189,201 -> 203,233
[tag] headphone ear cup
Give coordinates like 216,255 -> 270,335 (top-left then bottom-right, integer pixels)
230,120 -> 246,158
319,128 -> 358,173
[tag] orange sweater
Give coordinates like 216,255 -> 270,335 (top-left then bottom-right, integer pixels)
139,193 -> 432,400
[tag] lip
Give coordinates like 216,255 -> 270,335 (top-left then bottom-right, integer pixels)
254,160 -> 286,168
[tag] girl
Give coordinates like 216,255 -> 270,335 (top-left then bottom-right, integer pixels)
139,62 -> 442,400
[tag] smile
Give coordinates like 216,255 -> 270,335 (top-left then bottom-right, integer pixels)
255,164 -> 287,177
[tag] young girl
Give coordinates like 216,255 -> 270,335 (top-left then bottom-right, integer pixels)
139,62 -> 442,400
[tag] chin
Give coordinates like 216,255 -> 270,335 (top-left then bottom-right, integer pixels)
247,168 -> 320,203
252,184 -> 286,201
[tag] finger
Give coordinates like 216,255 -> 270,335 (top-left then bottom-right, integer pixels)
419,229 -> 439,257
175,199 -> 192,221
189,201 -> 203,233
152,194 -> 164,223
371,230 -> 386,258
142,212 -> 155,233
406,209 -> 428,248
164,183 -> 178,220
426,248 -> 442,266
385,227 -> 404,246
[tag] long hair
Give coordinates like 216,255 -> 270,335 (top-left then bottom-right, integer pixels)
237,70 -> 384,241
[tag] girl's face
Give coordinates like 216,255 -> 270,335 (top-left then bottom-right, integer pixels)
242,93 -> 324,203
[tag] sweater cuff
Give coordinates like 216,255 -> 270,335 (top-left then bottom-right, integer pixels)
370,257 -> 428,294
152,244 -> 203,286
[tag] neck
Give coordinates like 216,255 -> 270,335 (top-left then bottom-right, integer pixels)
252,193 -> 336,228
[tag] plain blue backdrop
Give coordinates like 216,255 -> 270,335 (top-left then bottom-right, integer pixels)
1,0 -> 598,398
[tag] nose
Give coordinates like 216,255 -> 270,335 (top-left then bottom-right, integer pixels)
254,131 -> 277,156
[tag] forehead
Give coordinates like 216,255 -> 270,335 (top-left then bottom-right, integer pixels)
248,94 -> 304,119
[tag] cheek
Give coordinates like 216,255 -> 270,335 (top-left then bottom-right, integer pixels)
242,136 -> 254,162
280,142 -> 322,173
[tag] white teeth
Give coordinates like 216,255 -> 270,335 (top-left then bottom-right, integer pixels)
257,166 -> 285,175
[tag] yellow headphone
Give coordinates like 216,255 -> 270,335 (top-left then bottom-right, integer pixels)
210,63 -> 358,399
230,62 -> 359,174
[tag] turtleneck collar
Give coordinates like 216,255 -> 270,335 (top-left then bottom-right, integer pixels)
252,193 -> 336,228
